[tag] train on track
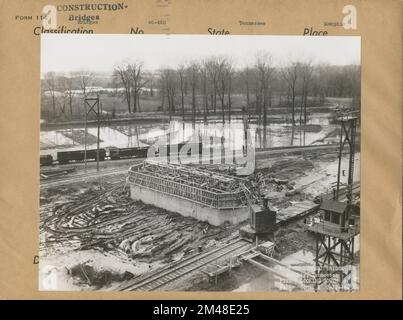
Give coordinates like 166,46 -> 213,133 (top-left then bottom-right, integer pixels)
57,149 -> 106,165
40,142 -> 203,166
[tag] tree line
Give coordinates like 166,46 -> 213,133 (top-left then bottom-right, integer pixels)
42,71 -> 94,119
112,55 -> 360,126
41,54 -> 360,125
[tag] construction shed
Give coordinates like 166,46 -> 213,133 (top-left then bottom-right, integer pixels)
320,200 -> 349,231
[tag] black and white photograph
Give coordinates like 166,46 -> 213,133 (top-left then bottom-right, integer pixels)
39,34 -> 361,292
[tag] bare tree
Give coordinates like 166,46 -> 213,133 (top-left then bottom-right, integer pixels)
166,70 -> 177,119
226,61 -> 234,121
256,53 -> 275,128
346,65 -> 361,107
281,61 -> 301,127
299,61 -> 314,125
252,66 -> 261,123
149,77 -> 154,97
187,62 -> 199,123
243,67 -> 251,112
200,62 -> 209,122
216,57 -> 231,123
66,74 -> 76,117
205,57 -> 219,114
160,68 -> 177,120
177,64 -> 186,120
113,62 -> 146,114
57,76 -> 68,118
44,72 -> 58,118
73,71 -> 93,98
113,64 -> 132,113
128,62 -> 146,113
316,64 -> 330,104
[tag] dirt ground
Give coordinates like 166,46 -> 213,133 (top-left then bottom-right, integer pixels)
40,178 -> 241,290
39,149 -> 360,291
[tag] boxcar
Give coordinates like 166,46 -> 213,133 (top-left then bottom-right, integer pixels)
160,142 -> 203,157
109,147 -> 149,160
40,154 -> 53,166
57,149 -> 106,164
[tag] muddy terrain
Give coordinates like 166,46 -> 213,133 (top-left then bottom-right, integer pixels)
39,149 -> 360,291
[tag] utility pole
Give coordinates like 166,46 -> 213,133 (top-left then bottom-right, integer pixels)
84,94 -> 101,172
336,114 -> 358,203
84,99 -> 87,172
96,97 -> 101,172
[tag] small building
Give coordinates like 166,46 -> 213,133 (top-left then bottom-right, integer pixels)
240,204 -> 277,241
320,200 -> 349,231
250,204 -> 277,233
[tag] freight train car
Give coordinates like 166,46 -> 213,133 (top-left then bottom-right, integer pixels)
159,142 -> 203,157
110,143 -> 203,160
40,154 -> 53,166
109,147 -> 149,160
41,143 -> 203,165
57,149 -> 106,164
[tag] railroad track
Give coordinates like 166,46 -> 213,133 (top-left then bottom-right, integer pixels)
256,142 -> 358,157
41,142 -> 355,168
117,238 -> 252,291
41,143 -> 354,189
257,143 -> 340,152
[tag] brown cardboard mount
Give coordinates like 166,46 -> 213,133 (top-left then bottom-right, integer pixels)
0,0 -> 401,299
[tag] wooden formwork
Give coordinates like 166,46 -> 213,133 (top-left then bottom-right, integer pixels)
128,160 -> 249,209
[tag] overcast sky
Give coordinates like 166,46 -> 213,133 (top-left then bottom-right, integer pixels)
41,34 -> 360,74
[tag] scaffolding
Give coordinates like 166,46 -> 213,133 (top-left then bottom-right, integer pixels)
308,114 -> 360,291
